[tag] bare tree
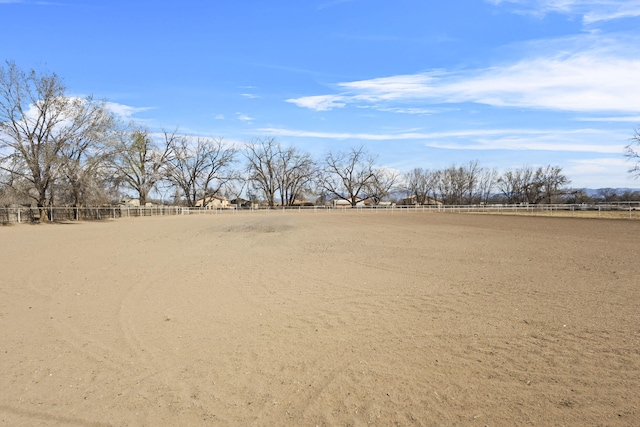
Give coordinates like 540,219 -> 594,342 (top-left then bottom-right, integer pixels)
538,165 -> 570,204
497,165 -> 568,204
497,166 -> 534,204
596,188 -> 618,203
565,188 -> 591,204
110,124 -> 173,206
403,168 -> 436,205
222,176 -> 248,204
58,116 -> 116,211
477,167 -> 498,204
0,61 -> 115,219
165,135 -> 237,207
367,167 -> 399,205
461,160 -> 481,204
58,154 -> 116,211
276,145 -> 317,206
624,127 -> 640,178
0,169 -> 20,206
0,154 -> 27,204
244,137 -> 280,207
620,189 -> 640,201
322,146 -> 377,207
434,164 -> 468,205
244,138 -> 316,207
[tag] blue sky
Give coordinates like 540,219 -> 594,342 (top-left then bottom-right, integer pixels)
2,0 -> 640,188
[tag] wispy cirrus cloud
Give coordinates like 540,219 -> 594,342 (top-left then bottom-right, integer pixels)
358,106 -> 443,115
431,134 -> 624,153
261,126 -> 625,153
286,74 -> 437,110
487,0 -> 640,24
0,0 -> 67,5
575,115 -> 640,123
287,44 -> 640,114
567,157 -> 634,187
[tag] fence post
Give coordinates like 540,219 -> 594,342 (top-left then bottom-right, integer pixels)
17,208 -> 21,223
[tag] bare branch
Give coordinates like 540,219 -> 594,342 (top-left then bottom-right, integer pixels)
165,135 -> 237,207
0,61 -> 116,217
322,146 -> 377,207
624,127 -> 640,178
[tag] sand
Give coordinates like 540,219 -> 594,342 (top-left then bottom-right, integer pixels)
1,211 -> 638,426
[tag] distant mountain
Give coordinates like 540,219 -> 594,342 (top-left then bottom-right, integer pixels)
579,188 -> 640,197
387,188 -> 640,203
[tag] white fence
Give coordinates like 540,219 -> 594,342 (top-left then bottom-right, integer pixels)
1,203 -> 639,224
0,205 -> 223,224
384,203 -> 639,219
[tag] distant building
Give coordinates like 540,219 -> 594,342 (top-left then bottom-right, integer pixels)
230,198 -> 256,209
332,197 -> 361,208
120,197 -> 140,207
195,194 -> 230,209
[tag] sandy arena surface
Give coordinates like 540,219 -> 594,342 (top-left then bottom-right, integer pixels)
1,211 -> 639,426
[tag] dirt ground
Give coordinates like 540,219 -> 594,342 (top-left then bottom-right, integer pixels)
1,211 -> 638,426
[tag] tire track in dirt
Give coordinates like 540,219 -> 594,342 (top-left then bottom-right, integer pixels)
0,403 -> 114,427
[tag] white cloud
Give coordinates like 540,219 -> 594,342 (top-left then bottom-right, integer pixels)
105,102 -> 153,118
430,136 -> 623,154
286,94 -> 346,111
260,126 -> 624,153
488,0 -> 640,23
236,113 -> 254,122
571,157 -> 628,169
566,157 -> 635,187
287,3 -> 640,116
262,127 -> 542,141
575,116 -> 640,123
363,106 -> 441,115
339,74 -> 438,101
21,97 -> 142,122
0,0 -> 66,4
287,44 -> 640,114
442,52 -> 640,112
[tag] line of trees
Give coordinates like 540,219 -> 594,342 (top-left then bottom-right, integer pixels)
2,62 -> 639,219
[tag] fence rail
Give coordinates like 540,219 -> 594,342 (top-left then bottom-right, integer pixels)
1,203 -> 639,225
